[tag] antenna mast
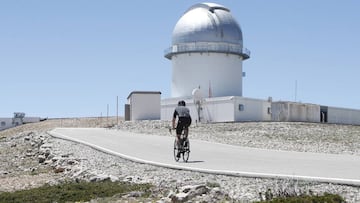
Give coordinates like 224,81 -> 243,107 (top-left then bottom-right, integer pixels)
295,80 -> 298,102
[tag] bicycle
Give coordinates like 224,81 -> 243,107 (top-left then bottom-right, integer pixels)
169,127 -> 190,162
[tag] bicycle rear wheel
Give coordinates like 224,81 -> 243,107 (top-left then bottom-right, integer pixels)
182,140 -> 190,162
173,140 -> 180,162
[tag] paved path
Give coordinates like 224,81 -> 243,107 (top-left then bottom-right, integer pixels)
49,128 -> 360,186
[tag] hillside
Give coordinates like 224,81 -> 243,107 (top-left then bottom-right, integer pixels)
1,118 -> 359,202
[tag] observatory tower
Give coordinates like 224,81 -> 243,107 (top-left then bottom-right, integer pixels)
161,3 -> 360,125
165,2 -> 250,98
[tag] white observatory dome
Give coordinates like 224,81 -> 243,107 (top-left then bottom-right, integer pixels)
172,3 -> 243,45
165,2 -> 250,98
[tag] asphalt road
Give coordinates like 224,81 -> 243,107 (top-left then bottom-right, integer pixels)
49,128 -> 360,186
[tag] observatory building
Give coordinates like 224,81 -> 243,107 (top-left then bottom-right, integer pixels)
161,2 -> 271,123
158,2 -> 360,124
164,3 -> 250,98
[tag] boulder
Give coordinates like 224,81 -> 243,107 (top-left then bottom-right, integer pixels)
170,185 -> 210,202
90,174 -> 111,182
38,155 -> 46,163
67,159 -> 78,165
54,167 -> 65,173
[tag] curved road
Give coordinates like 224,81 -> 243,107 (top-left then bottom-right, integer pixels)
49,128 -> 360,186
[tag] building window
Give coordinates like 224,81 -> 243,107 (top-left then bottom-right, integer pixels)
238,104 -> 244,111
267,107 -> 272,114
1,121 -> 5,127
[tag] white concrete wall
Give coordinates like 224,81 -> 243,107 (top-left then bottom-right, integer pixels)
162,97 -> 236,123
128,93 -> 161,120
0,118 -> 14,131
271,102 -> 289,121
162,97 -> 234,122
172,53 -> 243,98
235,97 -> 272,121
162,98 -> 360,125
271,102 -> 320,122
290,103 -> 320,122
327,107 -> 360,125
201,97 -> 235,122
161,102 -> 175,121
23,117 -> 41,123
161,98 -> 198,122
162,96 -> 271,123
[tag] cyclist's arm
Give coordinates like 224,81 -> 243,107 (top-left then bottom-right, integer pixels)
172,117 -> 176,129
172,110 -> 178,129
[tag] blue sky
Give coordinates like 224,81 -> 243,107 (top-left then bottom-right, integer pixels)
1,1 -> 359,118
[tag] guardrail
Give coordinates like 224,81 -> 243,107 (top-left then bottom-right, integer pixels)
164,42 -> 250,60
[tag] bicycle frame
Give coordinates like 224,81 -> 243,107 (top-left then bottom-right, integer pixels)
169,127 -> 190,162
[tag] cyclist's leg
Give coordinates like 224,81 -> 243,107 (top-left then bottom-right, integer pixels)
176,122 -> 182,144
176,135 -> 181,157
176,121 -> 183,157
184,117 -> 191,140
176,134 -> 181,148
184,127 -> 188,140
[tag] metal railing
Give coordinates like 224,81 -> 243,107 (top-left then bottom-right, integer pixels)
164,42 -> 250,60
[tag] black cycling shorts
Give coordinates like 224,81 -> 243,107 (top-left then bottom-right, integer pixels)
176,117 -> 192,135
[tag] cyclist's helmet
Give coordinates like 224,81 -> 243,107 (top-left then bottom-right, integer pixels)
178,100 -> 186,106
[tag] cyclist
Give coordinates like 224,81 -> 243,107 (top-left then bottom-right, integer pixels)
172,100 -> 192,158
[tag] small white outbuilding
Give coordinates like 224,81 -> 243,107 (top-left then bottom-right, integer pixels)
126,91 -> 161,121
0,118 -> 14,131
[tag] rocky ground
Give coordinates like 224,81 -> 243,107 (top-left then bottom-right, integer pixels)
1,118 -> 360,202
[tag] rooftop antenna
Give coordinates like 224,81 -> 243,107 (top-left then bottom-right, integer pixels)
107,104 -> 109,123
208,80 -> 212,98
295,80 -> 298,102
116,96 -> 119,126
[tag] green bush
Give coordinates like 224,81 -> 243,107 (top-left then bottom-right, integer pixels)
0,180 -> 152,203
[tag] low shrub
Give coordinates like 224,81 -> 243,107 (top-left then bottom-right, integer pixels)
256,179 -> 346,203
0,180 -> 152,203
255,192 -> 345,202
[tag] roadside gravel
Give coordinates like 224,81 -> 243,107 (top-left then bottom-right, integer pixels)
1,118 -> 360,202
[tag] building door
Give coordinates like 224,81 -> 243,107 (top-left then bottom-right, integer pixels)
320,106 -> 328,123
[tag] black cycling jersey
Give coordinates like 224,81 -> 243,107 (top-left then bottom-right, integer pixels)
173,106 -> 192,135
173,106 -> 191,118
